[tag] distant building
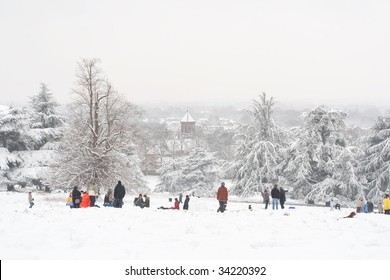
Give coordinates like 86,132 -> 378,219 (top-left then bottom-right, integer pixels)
180,110 -> 195,138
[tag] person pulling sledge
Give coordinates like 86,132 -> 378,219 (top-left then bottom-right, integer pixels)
217,182 -> 228,213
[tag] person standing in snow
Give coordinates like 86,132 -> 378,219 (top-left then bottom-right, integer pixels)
217,182 -> 228,213
88,183 -> 99,207
329,199 -> 334,211
72,186 -> 81,208
261,189 -> 270,209
179,193 -> 183,203
183,195 -> 190,210
377,199 -> 384,214
356,198 -> 364,213
28,192 -> 34,208
384,194 -> 390,215
366,199 -> 374,213
279,187 -> 287,209
113,180 -> 125,208
271,184 -> 280,210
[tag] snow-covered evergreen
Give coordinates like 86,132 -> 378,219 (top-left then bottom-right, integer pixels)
281,105 -> 365,202
228,93 -> 289,196
30,83 -> 64,129
156,147 -> 221,196
360,116 -> 390,200
0,147 -> 21,189
0,106 -> 31,152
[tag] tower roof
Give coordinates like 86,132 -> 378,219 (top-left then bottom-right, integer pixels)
181,111 -> 195,123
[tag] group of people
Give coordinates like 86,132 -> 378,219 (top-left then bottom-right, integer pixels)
260,184 -> 287,210
67,180 -> 127,209
331,195 -> 390,214
158,194 -> 191,210
65,180 -> 193,211
134,194 -> 150,208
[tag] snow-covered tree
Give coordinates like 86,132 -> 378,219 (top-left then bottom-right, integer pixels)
0,147 -> 21,190
0,105 -> 62,191
30,83 -> 64,129
281,105 -> 364,202
156,147 -> 221,196
0,107 -> 31,152
50,58 -> 147,193
228,93 -> 290,196
360,116 -> 390,200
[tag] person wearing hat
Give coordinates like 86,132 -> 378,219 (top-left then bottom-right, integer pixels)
217,182 -> 228,213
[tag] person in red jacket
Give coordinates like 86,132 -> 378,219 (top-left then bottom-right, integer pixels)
80,191 -> 91,208
217,182 -> 228,213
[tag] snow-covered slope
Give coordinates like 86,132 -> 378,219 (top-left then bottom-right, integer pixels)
0,190 -> 388,260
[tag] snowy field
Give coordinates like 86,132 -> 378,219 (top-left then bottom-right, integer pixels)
1,187 -> 389,260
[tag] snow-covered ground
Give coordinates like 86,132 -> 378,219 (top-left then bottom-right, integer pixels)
1,184 -> 389,260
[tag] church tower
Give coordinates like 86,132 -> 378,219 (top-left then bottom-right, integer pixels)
180,110 -> 195,138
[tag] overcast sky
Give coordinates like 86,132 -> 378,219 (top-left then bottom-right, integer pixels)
0,0 -> 389,108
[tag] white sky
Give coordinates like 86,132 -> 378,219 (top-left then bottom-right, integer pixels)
0,0 -> 389,107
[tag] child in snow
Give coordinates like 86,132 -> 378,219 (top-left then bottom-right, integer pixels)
329,199 -> 334,211
134,194 -> 145,208
80,191 -> 90,208
28,192 -> 34,208
143,194 -> 150,208
66,193 -> 74,208
158,198 -> 180,210
103,190 -> 113,207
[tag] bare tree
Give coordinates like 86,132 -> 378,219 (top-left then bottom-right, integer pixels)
50,58 -> 147,193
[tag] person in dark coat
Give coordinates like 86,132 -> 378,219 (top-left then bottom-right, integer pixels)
113,180 -> 125,208
279,188 -> 287,209
72,186 -> 81,208
367,199 -> 374,213
271,184 -> 280,210
183,195 -> 190,210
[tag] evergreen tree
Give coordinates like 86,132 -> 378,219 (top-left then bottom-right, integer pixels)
0,147 -> 21,190
361,116 -> 390,200
0,106 -> 31,152
30,83 -> 64,128
156,147 -> 221,196
229,93 -> 289,196
281,105 -> 364,202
